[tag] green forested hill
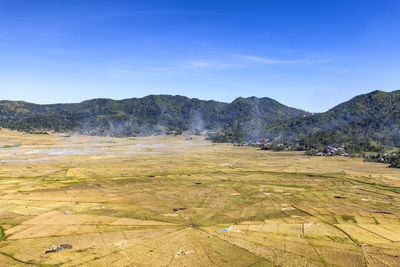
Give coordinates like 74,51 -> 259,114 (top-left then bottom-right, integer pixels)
0,95 -> 308,137
267,90 -> 400,146
2,90 -> 400,151
301,110 -> 400,151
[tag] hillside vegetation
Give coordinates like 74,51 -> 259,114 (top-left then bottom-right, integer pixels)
1,90 -> 400,152
282,90 -> 400,151
0,95 -> 308,138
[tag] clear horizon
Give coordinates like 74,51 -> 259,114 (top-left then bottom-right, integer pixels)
1,0 -> 399,112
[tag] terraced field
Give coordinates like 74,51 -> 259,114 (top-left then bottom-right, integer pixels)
0,129 -> 399,266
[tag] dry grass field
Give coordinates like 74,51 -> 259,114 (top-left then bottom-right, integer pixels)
0,129 -> 399,266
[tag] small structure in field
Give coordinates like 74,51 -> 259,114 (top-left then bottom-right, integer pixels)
172,208 -> 187,212
220,227 -> 242,233
334,196 -> 346,199
176,248 -> 195,257
45,244 -> 72,254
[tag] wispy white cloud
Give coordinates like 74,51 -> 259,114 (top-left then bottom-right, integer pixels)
107,66 -> 175,79
181,59 -> 238,70
7,49 -> 333,80
105,54 -> 325,78
238,55 -> 320,65
319,66 -> 353,74
176,54 -> 320,71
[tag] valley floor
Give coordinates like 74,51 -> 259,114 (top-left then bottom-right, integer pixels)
0,129 -> 399,266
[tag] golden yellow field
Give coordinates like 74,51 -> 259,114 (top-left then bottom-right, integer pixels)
0,129 -> 399,266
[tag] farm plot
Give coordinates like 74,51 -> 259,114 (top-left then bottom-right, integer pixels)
0,129 -> 399,266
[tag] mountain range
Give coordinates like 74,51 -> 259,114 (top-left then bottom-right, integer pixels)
270,90 -> 400,150
1,90 -> 399,151
0,95 -> 308,137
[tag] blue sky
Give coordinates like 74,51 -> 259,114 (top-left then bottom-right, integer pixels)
0,0 -> 399,112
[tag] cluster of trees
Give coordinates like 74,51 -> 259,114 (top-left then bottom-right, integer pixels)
364,153 -> 400,168
259,144 -> 286,151
259,143 -> 307,151
300,133 -> 385,154
391,156 -> 400,168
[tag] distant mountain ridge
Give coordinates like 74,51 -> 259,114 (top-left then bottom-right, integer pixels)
2,90 -> 400,151
0,94 -> 309,138
267,90 -> 400,150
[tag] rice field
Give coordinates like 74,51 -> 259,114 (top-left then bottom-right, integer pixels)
0,129 -> 399,266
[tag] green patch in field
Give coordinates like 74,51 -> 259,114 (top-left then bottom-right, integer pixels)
341,215 -> 357,223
